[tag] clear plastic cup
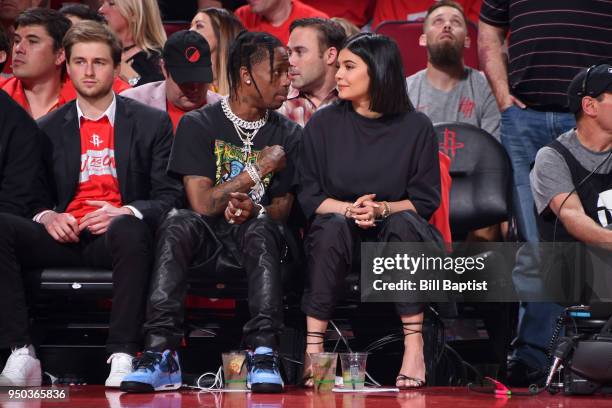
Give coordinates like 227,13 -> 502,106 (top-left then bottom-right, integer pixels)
311,352 -> 338,392
339,352 -> 368,389
222,351 -> 247,389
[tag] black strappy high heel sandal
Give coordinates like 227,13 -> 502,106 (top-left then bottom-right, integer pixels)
396,322 -> 426,389
302,331 -> 325,388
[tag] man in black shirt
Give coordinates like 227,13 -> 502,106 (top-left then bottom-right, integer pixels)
479,0 -> 612,386
120,31 -> 301,394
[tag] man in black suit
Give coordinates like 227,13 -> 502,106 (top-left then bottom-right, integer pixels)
0,21 -> 183,388
0,89 -> 43,217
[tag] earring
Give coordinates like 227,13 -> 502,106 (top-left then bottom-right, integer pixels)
246,80 -> 251,84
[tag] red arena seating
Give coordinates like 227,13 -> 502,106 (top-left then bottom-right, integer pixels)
163,21 -> 191,37
375,20 -> 480,77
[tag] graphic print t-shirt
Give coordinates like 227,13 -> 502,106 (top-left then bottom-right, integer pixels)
65,116 -> 122,220
168,101 -> 301,207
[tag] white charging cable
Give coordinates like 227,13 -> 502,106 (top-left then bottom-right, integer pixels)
183,365 -> 250,393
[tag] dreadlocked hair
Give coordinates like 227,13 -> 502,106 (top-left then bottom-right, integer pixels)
227,31 -> 283,100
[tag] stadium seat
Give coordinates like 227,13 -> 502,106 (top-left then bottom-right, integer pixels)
29,223 -> 302,300
163,20 -> 191,37
434,122 -> 511,240
375,20 -> 480,77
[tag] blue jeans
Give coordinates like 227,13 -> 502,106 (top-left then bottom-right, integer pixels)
501,105 -> 575,371
500,105 -> 576,243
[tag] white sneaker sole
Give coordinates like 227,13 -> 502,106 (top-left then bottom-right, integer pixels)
0,376 -> 42,387
154,382 -> 182,391
105,377 -> 128,388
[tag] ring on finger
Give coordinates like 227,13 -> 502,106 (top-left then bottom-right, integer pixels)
235,208 -> 243,217
228,218 -> 235,224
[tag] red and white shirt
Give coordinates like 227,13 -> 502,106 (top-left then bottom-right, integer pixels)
35,94 -> 142,223
277,86 -> 338,127
65,95 -> 121,221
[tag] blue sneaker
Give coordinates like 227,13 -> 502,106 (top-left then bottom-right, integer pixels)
120,350 -> 181,392
247,346 -> 284,393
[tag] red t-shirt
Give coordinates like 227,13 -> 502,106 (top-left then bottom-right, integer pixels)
372,0 -> 482,30
0,76 -> 130,116
0,76 -> 68,116
65,116 -> 122,221
302,0 -> 375,27
166,100 -> 186,133
235,0 -> 329,44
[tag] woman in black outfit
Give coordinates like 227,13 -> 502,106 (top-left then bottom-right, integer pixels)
99,0 -> 166,87
298,33 -> 442,389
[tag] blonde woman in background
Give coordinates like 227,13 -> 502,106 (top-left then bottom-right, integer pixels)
331,17 -> 360,37
190,8 -> 244,95
99,0 -> 166,86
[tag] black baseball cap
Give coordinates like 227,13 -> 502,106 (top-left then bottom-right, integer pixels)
567,63 -> 612,113
163,30 -> 213,85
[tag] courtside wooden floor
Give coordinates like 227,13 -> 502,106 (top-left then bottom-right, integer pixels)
9,386 -> 610,408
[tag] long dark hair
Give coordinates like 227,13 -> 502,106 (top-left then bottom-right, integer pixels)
197,8 -> 244,95
343,33 -> 414,115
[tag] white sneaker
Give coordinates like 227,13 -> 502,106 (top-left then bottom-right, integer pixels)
105,353 -> 134,388
0,346 -> 42,387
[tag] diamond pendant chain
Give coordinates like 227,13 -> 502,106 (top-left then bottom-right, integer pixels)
232,123 -> 260,161
221,97 -> 268,161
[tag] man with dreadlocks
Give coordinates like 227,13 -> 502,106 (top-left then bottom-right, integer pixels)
120,31 -> 300,394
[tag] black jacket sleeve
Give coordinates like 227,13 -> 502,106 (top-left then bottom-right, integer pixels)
0,93 -> 45,217
126,110 -> 185,222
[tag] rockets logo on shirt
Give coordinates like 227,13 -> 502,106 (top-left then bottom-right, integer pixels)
90,133 -> 102,147
458,97 -> 475,119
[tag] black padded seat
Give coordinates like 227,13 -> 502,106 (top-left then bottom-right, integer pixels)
434,122 -> 512,240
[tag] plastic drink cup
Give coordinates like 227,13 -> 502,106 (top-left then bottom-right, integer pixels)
222,351 -> 248,389
340,353 -> 368,389
311,352 -> 338,392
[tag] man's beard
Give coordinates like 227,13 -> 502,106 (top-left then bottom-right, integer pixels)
428,41 -> 463,68
75,82 -> 113,100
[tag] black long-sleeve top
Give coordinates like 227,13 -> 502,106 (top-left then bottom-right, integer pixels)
298,101 -> 440,221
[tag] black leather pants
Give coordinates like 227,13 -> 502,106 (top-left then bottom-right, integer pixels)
144,209 -> 285,351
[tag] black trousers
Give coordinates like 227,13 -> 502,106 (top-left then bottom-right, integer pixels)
144,209 -> 286,352
301,211 -> 442,320
0,213 -> 153,354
